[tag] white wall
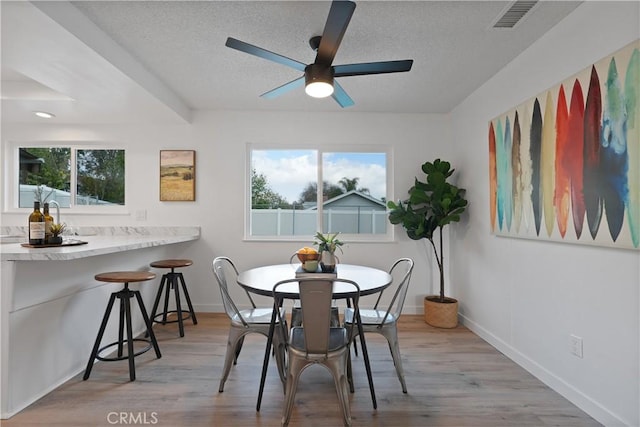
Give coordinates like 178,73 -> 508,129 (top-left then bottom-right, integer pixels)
450,2 -> 640,426
1,111 -> 451,315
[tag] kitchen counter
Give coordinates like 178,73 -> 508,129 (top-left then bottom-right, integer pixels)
0,226 -> 200,419
1,226 -> 200,261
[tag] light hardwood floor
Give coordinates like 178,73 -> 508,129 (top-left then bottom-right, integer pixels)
4,313 -> 600,427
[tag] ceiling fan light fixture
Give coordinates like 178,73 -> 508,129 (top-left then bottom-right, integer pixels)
304,64 -> 334,98
225,0 -> 412,107
305,81 -> 333,98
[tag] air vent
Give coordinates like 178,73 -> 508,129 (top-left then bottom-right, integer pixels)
492,1 -> 538,28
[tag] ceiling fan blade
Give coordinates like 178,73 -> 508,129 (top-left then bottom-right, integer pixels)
331,80 -> 354,108
315,0 -> 356,66
260,76 -> 306,99
334,60 -> 414,77
225,37 -> 307,72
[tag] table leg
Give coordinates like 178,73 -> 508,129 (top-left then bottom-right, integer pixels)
256,297 -> 278,412
355,305 -> 377,409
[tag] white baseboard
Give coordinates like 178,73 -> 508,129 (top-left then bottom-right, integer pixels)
459,314 -> 630,427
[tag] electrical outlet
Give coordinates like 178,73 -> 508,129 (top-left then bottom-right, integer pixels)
569,334 -> 583,358
135,209 -> 147,221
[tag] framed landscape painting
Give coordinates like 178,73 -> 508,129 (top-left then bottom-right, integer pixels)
160,150 -> 196,201
488,40 -> 639,250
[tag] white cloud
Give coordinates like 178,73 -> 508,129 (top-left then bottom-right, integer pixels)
324,159 -> 386,200
253,150 -> 386,203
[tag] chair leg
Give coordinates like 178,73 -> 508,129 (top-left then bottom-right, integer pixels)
281,356 -> 304,427
83,292 -> 118,380
328,352 -> 352,427
219,327 -> 246,392
233,336 -> 245,365
161,276 -> 171,324
178,272 -> 198,325
123,288 -> 136,381
171,273 -> 185,337
149,274 -> 167,326
347,347 -> 354,393
322,347 -> 351,426
272,326 -> 287,388
149,270 -> 196,337
133,290 -> 162,359
346,301 -> 358,357
117,296 -> 125,358
382,327 -> 407,393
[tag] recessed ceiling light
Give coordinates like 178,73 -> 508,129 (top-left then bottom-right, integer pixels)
34,111 -> 55,119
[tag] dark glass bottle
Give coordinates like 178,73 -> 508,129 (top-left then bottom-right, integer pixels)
43,202 -> 54,244
28,201 -> 45,245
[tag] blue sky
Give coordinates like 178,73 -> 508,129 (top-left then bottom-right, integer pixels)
253,150 -> 387,203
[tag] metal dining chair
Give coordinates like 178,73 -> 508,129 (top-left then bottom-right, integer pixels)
273,277 -> 360,427
343,257 -> 414,393
212,256 -> 287,392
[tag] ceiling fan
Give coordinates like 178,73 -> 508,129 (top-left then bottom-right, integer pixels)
225,0 -> 413,108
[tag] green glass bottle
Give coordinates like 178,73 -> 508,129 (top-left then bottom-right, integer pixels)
43,202 -> 54,244
28,201 -> 45,245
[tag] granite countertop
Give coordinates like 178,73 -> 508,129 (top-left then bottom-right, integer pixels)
0,226 -> 200,261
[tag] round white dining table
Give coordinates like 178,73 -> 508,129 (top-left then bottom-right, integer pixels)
237,263 -> 392,297
236,263 -> 392,412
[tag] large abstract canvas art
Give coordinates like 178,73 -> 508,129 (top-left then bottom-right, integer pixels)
489,40 -> 639,250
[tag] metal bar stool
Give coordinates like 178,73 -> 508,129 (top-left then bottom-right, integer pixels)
149,259 -> 198,337
84,271 -> 162,381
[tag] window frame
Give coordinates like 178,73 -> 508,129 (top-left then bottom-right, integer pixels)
4,141 -> 129,215
245,143 -> 394,243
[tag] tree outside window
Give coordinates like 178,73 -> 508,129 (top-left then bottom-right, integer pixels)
18,146 -> 125,208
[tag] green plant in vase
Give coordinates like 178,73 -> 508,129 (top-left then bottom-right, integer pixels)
33,185 -> 54,205
313,232 -> 344,273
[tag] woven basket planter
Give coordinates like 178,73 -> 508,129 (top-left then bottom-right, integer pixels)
424,296 -> 458,328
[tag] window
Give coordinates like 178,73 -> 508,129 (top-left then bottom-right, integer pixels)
248,146 -> 390,240
17,146 -> 125,209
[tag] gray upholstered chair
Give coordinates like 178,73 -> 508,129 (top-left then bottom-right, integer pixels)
344,257 -> 414,393
274,277 -> 360,427
212,256 -> 286,392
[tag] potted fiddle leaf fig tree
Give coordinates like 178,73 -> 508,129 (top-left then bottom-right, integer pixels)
387,159 -> 468,328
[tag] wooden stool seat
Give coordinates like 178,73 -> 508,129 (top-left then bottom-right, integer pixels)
149,259 -> 197,337
95,271 -> 157,283
150,259 -> 193,269
84,270 -> 161,382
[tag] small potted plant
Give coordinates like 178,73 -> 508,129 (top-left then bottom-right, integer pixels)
48,223 -> 66,245
313,232 -> 344,273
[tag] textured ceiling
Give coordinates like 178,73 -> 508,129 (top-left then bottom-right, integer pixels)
1,1 -> 583,123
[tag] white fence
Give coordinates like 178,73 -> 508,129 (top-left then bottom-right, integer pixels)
19,185 -> 116,208
251,208 -> 388,236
